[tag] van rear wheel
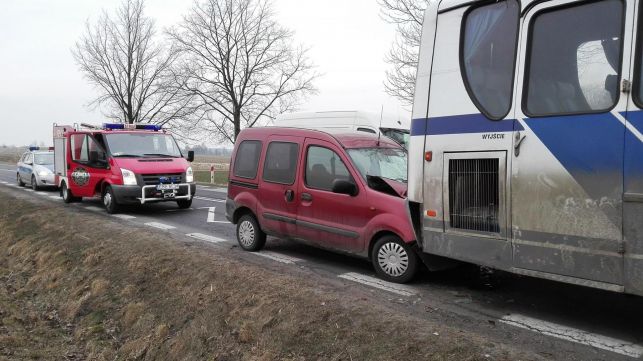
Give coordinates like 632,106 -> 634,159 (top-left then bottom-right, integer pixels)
371,235 -> 418,283
61,182 -> 80,203
236,214 -> 266,251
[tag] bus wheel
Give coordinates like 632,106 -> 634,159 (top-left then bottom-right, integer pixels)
102,185 -> 120,214
372,235 -> 418,284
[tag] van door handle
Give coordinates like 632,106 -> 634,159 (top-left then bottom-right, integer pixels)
301,192 -> 312,201
285,189 -> 295,202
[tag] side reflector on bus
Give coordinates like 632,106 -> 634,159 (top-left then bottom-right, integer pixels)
424,151 -> 433,162
426,210 -> 437,217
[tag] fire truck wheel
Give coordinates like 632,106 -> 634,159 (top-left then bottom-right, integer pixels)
61,182 -> 80,203
371,235 -> 418,284
177,198 -> 192,209
236,214 -> 266,252
31,175 -> 40,191
102,185 -> 120,214
16,173 -> 25,187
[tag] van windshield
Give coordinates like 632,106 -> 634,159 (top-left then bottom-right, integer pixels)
105,133 -> 182,158
347,147 -> 407,183
381,128 -> 410,149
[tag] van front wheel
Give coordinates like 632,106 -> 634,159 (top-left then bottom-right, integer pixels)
372,235 -> 418,284
236,214 -> 266,251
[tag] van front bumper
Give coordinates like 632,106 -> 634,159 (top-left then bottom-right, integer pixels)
111,183 -> 196,204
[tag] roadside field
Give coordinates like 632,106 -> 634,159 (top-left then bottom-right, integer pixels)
194,170 -> 228,185
194,155 -> 231,164
0,190 -> 529,361
0,147 -> 24,164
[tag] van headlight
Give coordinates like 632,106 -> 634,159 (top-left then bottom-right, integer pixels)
38,170 -> 51,177
121,168 -> 137,185
186,166 -> 194,183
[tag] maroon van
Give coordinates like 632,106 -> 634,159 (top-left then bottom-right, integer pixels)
225,127 -> 419,283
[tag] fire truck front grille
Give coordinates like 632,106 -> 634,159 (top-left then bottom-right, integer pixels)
141,173 -> 184,185
448,158 -> 499,233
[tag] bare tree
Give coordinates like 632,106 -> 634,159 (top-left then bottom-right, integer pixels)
379,0 -> 429,106
168,0 -> 317,143
73,0 -> 191,124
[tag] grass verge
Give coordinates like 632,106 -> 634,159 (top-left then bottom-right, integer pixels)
0,190 -> 532,360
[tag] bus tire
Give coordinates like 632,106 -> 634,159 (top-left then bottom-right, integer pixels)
371,235 -> 418,284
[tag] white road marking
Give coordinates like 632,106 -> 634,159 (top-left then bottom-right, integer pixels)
112,214 -> 136,220
165,208 -> 194,212
0,181 -> 8,184
194,196 -> 225,203
197,187 -> 228,193
145,222 -> 176,230
500,314 -> 643,358
251,251 -> 304,264
198,206 -> 228,223
338,272 -> 417,297
35,192 -> 49,196
186,233 -> 227,243
84,206 -> 104,212
49,195 -> 60,200
23,188 -> 34,192
0,169 -> 14,172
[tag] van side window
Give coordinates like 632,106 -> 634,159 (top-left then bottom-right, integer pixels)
305,146 -> 352,191
524,0 -> 624,116
262,142 -> 299,185
233,140 -> 262,179
633,2 -> 643,108
461,0 -> 519,120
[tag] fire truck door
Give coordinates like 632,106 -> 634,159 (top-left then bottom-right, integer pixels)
68,134 -> 109,197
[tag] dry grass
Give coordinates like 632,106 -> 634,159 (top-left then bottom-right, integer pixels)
0,190 -> 536,361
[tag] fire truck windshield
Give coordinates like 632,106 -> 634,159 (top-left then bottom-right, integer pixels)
105,133 -> 182,158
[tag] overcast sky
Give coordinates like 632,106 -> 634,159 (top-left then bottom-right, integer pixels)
0,0 -> 409,146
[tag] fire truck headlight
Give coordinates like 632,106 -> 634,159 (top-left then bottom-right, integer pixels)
121,168 -> 137,186
186,166 -> 194,183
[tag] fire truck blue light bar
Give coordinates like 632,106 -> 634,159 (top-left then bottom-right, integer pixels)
102,123 -> 162,131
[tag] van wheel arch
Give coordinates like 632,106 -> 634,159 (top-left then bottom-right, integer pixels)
232,206 -> 254,225
368,230 -> 410,260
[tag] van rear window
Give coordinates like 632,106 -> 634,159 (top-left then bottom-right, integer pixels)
233,140 -> 262,179
263,142 -> 299,185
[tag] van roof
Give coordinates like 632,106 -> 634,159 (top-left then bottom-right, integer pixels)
275,110 -> 410,129
238,127 -> 403,149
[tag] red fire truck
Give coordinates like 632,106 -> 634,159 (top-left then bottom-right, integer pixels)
53,123 -> 196,213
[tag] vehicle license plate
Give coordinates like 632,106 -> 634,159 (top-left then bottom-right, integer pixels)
157,184 -> 180,190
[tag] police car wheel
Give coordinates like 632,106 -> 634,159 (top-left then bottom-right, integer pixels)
31,175 -> 39,191
16,173 -> 25,187
177,198 -> 192,209
236,214 -> 266,252
103,185 -> 120,214
371,235 -> 419,284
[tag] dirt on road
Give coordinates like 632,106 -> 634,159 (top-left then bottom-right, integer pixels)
0,190 -> 534,361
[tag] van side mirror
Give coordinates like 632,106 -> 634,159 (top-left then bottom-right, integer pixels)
332,179 -> 358,196
187,150 -> 195,162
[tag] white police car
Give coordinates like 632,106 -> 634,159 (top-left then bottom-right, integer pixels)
17,147 -> 56,190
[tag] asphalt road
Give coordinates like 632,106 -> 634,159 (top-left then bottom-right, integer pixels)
1,162 -> 642,361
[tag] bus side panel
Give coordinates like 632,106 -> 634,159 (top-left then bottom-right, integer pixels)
416,7 -> 513,269
624,111 -> 643,296
408,3 -> 439,205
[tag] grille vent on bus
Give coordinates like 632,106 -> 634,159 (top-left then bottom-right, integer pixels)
448,158 -> 499,233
